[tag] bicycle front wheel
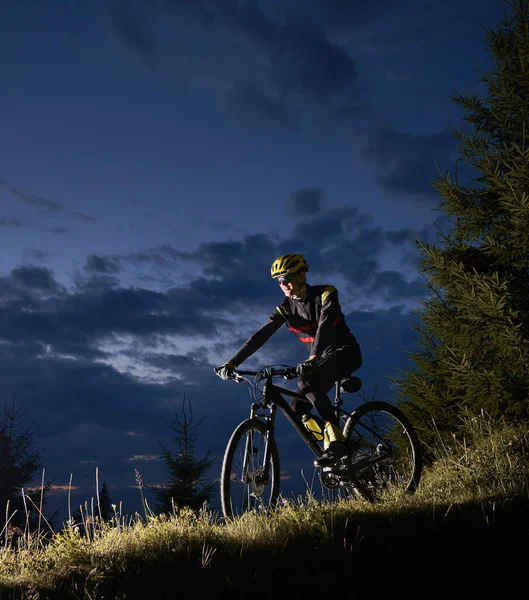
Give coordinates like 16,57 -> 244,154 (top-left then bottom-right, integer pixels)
343,401 -> 421,501
221,419 -> 280,520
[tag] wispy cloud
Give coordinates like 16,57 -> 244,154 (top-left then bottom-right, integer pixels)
23,249 -> 52,262
286,187 -> 326,216
0,178 -> 96,224
4,184 -> 64,215
72,212 -> 97,222
365,129 -> 458,197
107,0 -> 154,58
105,0 -> 370,130
48,484 -> 80,493
127,454 -> 159,462
84,254 -> 121,275
0,216 -> 23,228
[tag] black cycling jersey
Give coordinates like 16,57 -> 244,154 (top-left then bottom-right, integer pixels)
229,284 -> 359,366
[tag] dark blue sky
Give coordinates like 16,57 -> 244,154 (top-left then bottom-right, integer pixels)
1,0 -> 503,520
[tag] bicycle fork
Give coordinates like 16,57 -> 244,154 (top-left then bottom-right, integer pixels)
241,402 -> 277,486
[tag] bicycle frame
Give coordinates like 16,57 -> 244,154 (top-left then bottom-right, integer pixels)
239,370 -> 353,483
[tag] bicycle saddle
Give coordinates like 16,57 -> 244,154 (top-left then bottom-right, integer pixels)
339,376 -> 362,394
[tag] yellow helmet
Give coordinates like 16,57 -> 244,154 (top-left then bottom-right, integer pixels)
270,254 -> 308,279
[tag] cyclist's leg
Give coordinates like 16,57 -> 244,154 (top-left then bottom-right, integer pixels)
289,395 -> 313,419
298,346 -> 362,465
303,390 -> 340,425
297,345 -> 362,426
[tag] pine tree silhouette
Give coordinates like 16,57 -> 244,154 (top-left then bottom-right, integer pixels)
99,481 -> 113,522
0,391 -> 50,533
147,395 -> 215,513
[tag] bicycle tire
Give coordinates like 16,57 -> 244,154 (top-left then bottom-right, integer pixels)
221,418 -> 281,520
343,401 -> 422,501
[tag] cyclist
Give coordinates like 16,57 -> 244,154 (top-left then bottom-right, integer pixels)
215,253 -> 362,467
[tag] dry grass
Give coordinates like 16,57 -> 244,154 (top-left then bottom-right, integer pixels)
420,410 -> 529,503
1,412 -> 528,599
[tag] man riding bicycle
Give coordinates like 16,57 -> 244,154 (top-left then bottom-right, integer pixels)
215,253 -> 362,467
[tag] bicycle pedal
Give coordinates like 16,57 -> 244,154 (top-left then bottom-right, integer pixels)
322,465 -> 343,475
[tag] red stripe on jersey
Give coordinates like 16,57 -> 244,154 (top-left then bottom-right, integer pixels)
288,322 -> 318,333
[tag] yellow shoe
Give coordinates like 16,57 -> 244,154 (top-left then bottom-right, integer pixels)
322,421 -> 346,449
315,421 -> 348,467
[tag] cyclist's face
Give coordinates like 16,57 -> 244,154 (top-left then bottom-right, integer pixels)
278,272 -> 305,299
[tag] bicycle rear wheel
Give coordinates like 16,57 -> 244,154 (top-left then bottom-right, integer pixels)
221,419 -> 280,520
343,401 -> 421,501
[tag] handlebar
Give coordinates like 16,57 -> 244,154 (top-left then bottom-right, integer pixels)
236,366 -> 298,380
214,365 -> 299,383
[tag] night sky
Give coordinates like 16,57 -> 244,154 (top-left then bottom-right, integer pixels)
1,0 -> 504,521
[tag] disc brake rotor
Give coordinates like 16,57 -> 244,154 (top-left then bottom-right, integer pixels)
249,467 -> 266,496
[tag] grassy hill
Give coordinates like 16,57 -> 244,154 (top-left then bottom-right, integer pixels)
1,413 -> 528,599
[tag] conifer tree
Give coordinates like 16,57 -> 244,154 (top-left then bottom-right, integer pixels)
0,392 -> 50,532
391,0 -> 529,452
99,481 -> 113,522
147,396 -> 215,513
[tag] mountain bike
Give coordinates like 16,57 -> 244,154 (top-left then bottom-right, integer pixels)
218,364 -> 422,520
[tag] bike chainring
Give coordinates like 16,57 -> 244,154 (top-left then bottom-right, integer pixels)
320,457 -> 351,489
320,470 -> 341,489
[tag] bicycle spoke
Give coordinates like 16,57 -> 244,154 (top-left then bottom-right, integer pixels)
344,403 -> 420,499
221,420 -> 280,519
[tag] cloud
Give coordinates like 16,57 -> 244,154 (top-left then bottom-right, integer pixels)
0,178 -> 96,224
0,260 -> 244,515
23,249 -> 51,263
106,0 -> 154,58
84,255 -> 121,275
370,270 -> 424,301
286,187 -> 326,216
185,207 -> 426,309
232,81 -> 299,132
121,245 -> 187,270
72,212 -> 97,222
1,183 -> 64,215
105,0 -> 370,130
365,128 -> 458,197
0,263 -> 246,367
0,205 -> 424,363
126,454 -> 159,462
7,265 -> 64,297
313,0 -> 399,32
116,235 -> 279,308
284,206 -> 379,261
141,351 -> 209,385
275,204 -> 427,303
263,14 -> 358,106
106,202 -> 424,307
0,216 -> 22,228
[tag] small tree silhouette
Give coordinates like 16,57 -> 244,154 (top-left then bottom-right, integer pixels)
99,481 -> 113,522
0,391 -> 50,533
148,395 -> 215,513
